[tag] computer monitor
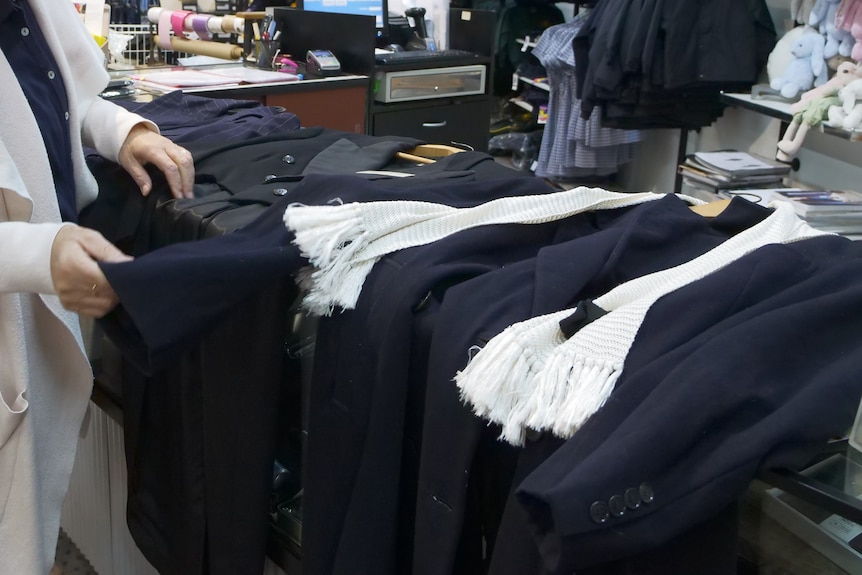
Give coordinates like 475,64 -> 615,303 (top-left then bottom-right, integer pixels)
298,0 -> 388,41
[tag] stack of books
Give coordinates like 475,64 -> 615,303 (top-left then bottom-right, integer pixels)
723,187 -> 862,234
678,150 -> 792,192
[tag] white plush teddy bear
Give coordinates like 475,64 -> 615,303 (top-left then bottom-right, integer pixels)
826,77 -> 862,131
770,29 -> 828,99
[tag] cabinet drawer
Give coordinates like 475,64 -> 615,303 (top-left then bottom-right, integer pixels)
372,99 -> 490,151
374,65 -> 486,103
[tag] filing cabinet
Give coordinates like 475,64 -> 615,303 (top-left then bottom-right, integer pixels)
371,96 -> 491,151
368,7 -> 495,153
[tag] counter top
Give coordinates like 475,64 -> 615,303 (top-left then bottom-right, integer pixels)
109,61 -> 369,102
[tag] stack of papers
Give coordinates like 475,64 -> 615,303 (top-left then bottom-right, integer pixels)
723,187 -> 862,234
131,67 -> 299,92
678,150 -> 791,191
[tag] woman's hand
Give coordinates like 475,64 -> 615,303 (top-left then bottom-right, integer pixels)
50,226 -> 133,318
118,124 -> 195,199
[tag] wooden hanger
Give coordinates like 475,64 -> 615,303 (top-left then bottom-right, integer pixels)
396,144 -> 465,164
689,198 -> 732,217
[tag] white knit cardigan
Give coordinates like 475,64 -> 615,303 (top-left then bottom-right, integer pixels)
0,3 -> 154,571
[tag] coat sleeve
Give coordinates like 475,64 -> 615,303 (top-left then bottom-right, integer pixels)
515,240 -> 862,574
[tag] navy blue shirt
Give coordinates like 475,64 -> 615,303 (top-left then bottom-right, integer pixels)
0,0 -> 77,222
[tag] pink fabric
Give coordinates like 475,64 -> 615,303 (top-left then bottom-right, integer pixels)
836,0 -> 861,29
834,0 -> 862,60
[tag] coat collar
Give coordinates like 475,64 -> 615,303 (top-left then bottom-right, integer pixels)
0,0 -> 16,23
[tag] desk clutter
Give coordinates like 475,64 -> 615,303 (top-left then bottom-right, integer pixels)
146,6 -> 245,60
106,7 -> 297,70
105,6 -> 272,69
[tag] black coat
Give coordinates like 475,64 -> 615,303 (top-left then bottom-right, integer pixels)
574,0 -> 776,128
412,196 -> 771,575
514,234 -> 862,573
92,160 -> 541,575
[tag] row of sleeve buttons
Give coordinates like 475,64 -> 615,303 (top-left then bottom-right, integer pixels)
588,483 -> 654,524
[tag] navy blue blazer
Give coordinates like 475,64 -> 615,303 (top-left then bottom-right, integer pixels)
96,171 -> 553,575
512,234 -> 862,574
411,195 -> 775,575
302,195 -> 789,575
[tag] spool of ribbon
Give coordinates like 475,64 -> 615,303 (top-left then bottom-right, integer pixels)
206,15 -> 223,34
220,14 -> 243,33
191,13 -> 211,40
157,8 -> 173,50
147,8 -> 244,34
170,9 -> 192,36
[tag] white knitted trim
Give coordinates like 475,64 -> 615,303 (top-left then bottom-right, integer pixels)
284,187 -> 672,315
455,310 -> 572,443
457,201 -> 830,445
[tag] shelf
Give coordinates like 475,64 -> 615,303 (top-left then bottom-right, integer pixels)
508,97 -> 548,125
758,440 -> 862,526
720,92 -> 862,142
510,97 -> 533,112
518,76 -> 550,92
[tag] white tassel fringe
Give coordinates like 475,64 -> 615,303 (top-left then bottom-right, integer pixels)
455,310 -> 572,445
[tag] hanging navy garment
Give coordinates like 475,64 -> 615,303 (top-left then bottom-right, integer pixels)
80,127 -> 425,254
97,191 -> 303,372
408,202 -> 862,575
303,209 -> 573,575
300,195 -> 768,575
510,234 -> 862,574
95,171 -> 556,575
97,164 -> 542,375
572,0 -> 776,129
410,195 -> 772,575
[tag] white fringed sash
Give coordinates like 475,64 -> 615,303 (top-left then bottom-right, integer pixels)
455,201 -> 829,445
283,186 -> 684,315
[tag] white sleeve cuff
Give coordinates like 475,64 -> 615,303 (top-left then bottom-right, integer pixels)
0,222 -> 71,295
